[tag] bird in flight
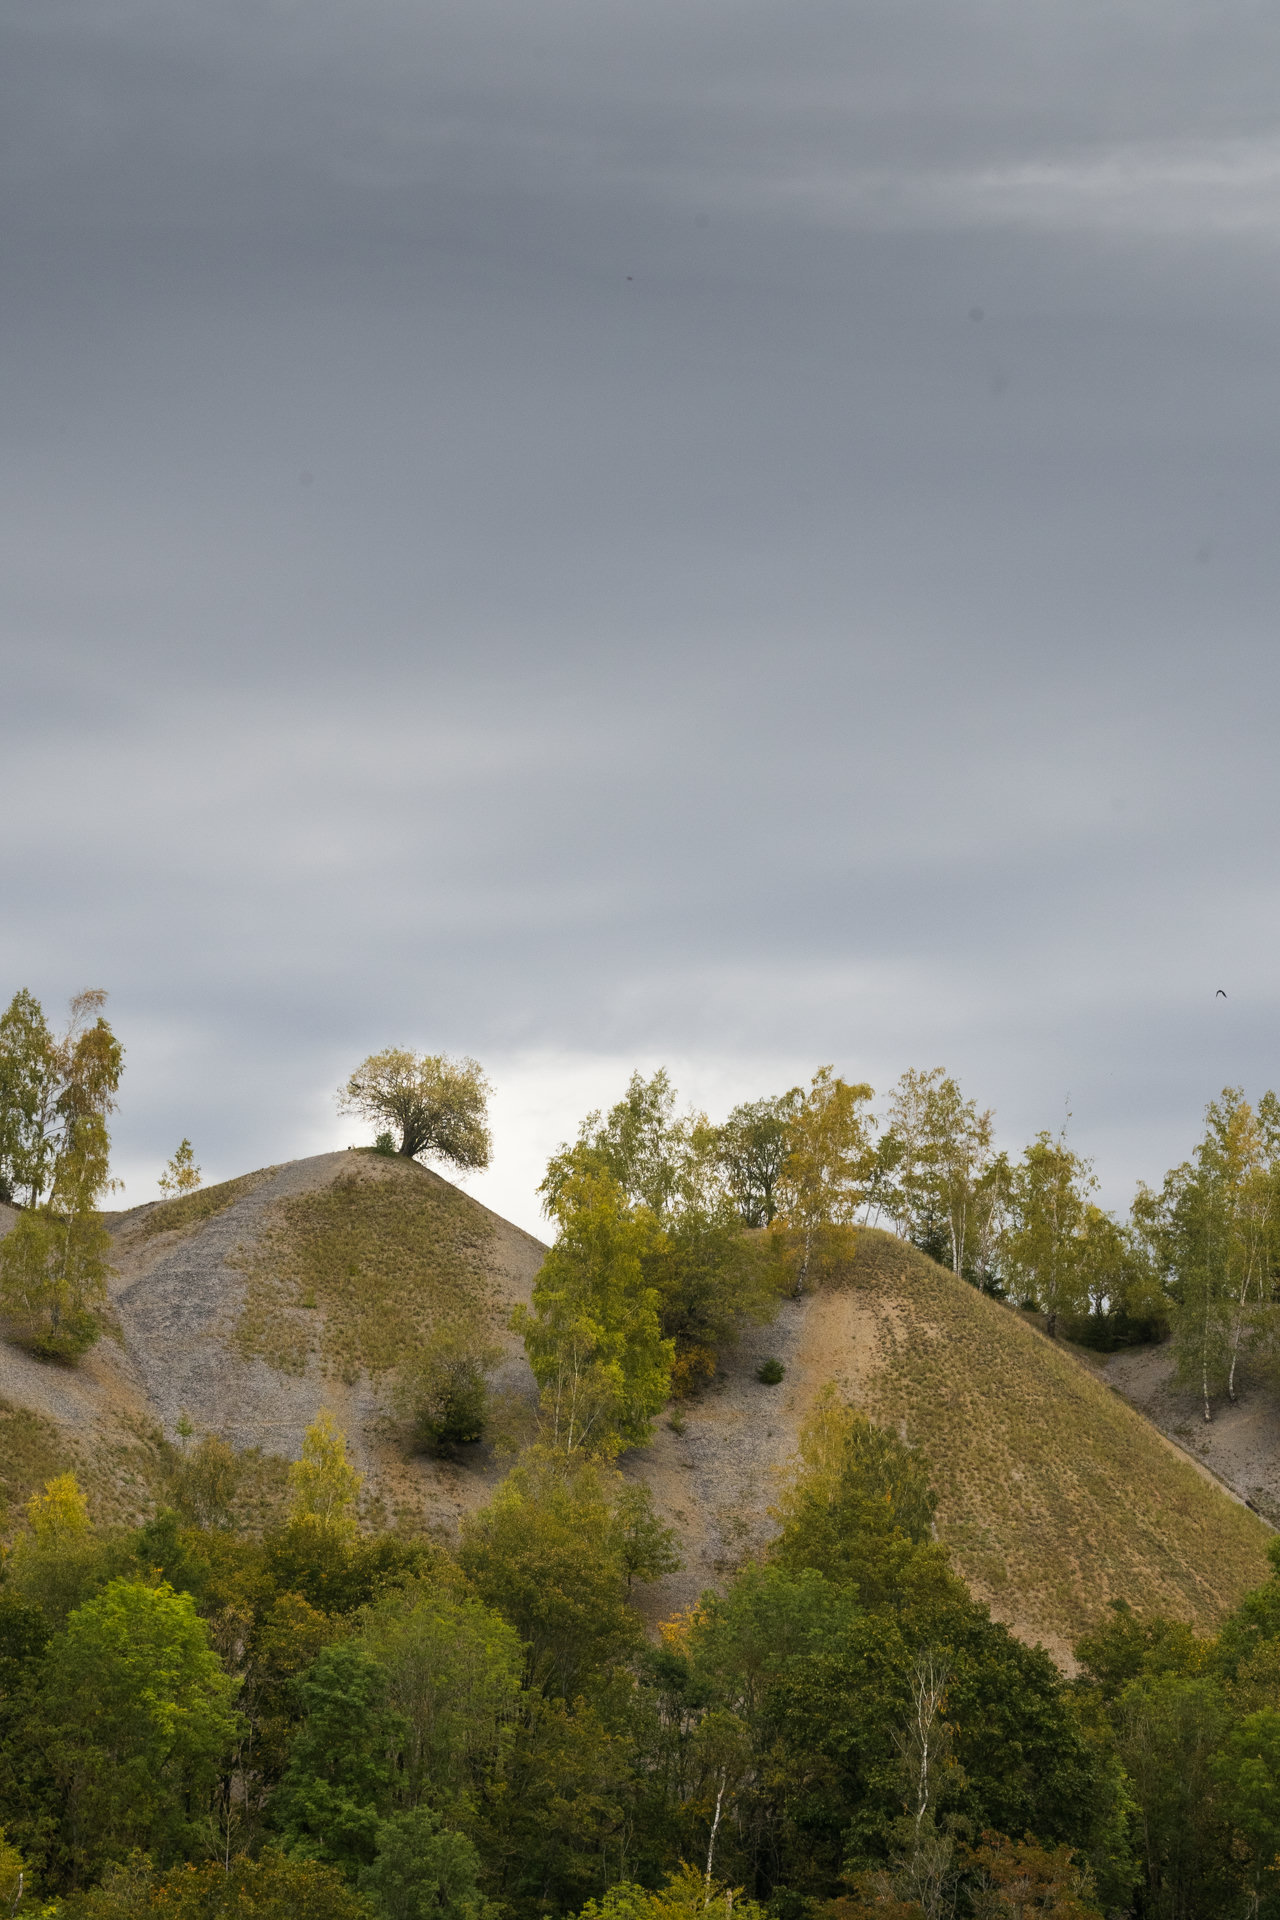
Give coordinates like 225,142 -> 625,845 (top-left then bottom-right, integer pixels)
1216,989 -> 1227,998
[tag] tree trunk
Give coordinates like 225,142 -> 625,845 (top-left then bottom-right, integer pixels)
704,1773 -> 726,1895
795,1226 -> 812,1299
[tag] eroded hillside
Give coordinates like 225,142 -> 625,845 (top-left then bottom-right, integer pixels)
0,1169 -> 1271,1665
628,1231 -> 1271,1663
0,1153 -> 546,1531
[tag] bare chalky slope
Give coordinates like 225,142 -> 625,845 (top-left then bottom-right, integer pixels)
1,1180 -> 1270,1665
0,1152 -> 546,1527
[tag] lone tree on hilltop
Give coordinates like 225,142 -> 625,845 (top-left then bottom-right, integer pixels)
338,1049 -> 492,1172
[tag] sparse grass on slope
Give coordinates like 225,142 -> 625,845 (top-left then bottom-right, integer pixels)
138,1167 -> 280,1238
0,1398 -> 72,1531
231,1158 -> 495,1382
844,1230 -> 1270,1647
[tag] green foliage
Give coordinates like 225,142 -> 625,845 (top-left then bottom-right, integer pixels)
165,1433 -> 246,1530
885,1069 -> 1005,1282
0,1206 -> 109,1359
515,1173 -> 673,1458
1003,1131 -> 1095,1339
264,1518 -> 434,1620
0,989 -> 58,1207
4,1474 -> 125,1626
0,1823 -> 29,1913
32,1578 -> 239,1883
1063,1206 -> 1166,1350
1211,1708 -> 1280,1919
717,1092 -> 802,1228
769,1389 -> 942,1605
354,1582 -> 523,1815
473,1689 -> 635,1918
578,1865 -> 768,1920
647,1207 -> 780,1393
0,990 -> 122,1359
289,1411 -> 363,1535
1134,1086 -> 1280,1415
54,1851 -> 373,1918
540,1070 -> 708,1220
660,1500 -> 1125,1906
530,1071 -> 784,1426
273,1640 -> 402,1872
1074,1600 -> 1207,1700
459,1456 -> 675,1698
776,1067 -> 875,1293
396,1324 -> 501,1454
756,1358 -> 784,1384
338,1053 -> 491,1171
158,1138 -> 202,1196
359,1808 -> 492,1920
1111,1671 -> 1235,1920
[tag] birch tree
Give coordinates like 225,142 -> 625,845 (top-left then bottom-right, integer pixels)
886,1069 -> 997,1277
0,988 -> 58,1206
775,1067 -> 875,1295
1135,1088 -> 1280,1419
514,1171 -> 674,1457
0,990 -> 123,1358
1004,1130 -> 1094,1338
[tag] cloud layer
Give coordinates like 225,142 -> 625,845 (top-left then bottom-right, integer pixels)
3,0 -> 1279,1231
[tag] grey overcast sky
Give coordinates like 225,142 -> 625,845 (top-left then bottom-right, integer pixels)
4,0 -> 1280,1232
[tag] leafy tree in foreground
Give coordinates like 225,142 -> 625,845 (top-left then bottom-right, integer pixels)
359,1807 -> 491,1920
459,1454 -> 675,1698
54,1852 -> 372,1919
273,1640 -> 401,1873
515,1171 -> 673,1457
338,1052 -> 491,1172
33,1578 -> 239,1886
354,1582 -> 523,1815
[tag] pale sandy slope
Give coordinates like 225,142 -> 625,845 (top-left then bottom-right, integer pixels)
1105,1341 -> 1280,1527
